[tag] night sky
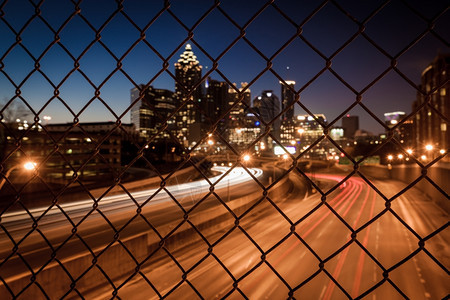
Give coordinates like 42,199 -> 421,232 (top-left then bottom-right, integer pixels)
0,0 -> 448,134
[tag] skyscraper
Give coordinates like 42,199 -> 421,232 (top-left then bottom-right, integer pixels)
280,80 -> 296,149
130,85 -> 176,140
341,115 -> 359,139
280,80 -> 296,121
174,44 -> 203,145
255,90 -> 281,147
205,78 -> 228,121
412,54 -> 449,154
227,82 -> 251,129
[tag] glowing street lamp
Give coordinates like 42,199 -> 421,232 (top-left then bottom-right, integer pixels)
207,139 -> 214,146
242,154 -> 251,162
439,149 -> 446,155
425,144 -> 433,151
406,149 -> 413,155
387,155 -> 393,161
24,161 -> 37,170
0,161 -> 37,191
421,155 -> 427,161
397,154 -> 404,160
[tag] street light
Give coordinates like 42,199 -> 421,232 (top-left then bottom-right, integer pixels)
24,161 -> 37,170
406,149 -> 413,155
425,144 -> 433,151
0,161 -> 37,191
242,154 -> 251,162
387,155 -> 393,161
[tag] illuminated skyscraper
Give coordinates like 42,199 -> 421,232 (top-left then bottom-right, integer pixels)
130,85 -> 176,140
227,82 -> 251,129
412,54 -> 449,153
174,44 -> 203,145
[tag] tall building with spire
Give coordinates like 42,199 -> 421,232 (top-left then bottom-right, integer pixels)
174,44 -> 203,146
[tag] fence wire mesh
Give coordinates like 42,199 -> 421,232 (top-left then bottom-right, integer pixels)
0,0 -> 449,299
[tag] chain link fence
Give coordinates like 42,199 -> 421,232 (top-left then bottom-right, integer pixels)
0,0 -> 449,299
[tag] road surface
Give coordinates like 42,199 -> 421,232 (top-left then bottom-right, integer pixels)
107,171 -> 449,299
1,167 -> 447,299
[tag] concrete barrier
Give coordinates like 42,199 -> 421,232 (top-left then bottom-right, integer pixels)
0,234 -> 148,299
360,163 -> 449,212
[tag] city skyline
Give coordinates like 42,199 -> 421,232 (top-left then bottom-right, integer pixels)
0,2 -> 448,298
0,0 -> 448,134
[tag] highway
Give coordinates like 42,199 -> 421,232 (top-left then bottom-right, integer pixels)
0,166 -> 265,294
1,166 -> 263,225
1,166 -> 448,299
108,171 -> 449,300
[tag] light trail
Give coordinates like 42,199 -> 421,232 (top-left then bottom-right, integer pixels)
0,167 -> 263,234
323,177 -> 370,300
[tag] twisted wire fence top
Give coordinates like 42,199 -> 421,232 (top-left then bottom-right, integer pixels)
0,0 -> 449,299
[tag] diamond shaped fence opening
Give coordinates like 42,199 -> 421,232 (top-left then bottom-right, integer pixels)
0,1 -> 449,299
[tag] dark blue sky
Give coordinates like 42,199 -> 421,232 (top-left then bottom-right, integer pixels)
0,0 -> 448,134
